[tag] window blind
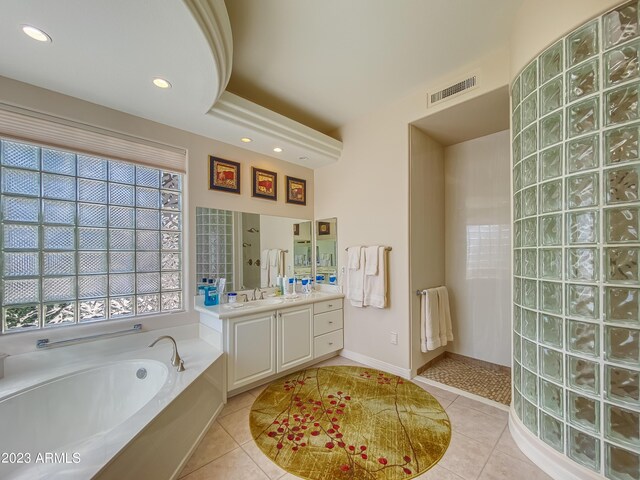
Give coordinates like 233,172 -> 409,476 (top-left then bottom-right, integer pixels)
0,103 -> 186,173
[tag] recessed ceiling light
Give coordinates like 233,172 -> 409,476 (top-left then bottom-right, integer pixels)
273,147 -> 283,153
22,25 -> 51,43
241,137 -> 252,143
153,78 -> 172,89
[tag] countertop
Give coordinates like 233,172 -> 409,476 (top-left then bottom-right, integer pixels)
194,291 -> 344,319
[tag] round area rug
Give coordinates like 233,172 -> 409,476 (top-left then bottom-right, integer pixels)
249,366 -> 451,480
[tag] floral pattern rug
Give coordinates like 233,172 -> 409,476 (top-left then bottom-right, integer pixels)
249,366 -> 451,479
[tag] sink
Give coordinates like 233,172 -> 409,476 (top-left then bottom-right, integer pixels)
247,298 -> 284,307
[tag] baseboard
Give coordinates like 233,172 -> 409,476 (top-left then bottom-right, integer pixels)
340,349 -> 412,379
415,351 -> 447,376
509,409 -> 604,480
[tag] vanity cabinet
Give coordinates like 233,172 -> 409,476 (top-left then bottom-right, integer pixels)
227,311 -> 277,390
196,293 -> 344,394
277,305 -> 313,371
313,299 -> 344,358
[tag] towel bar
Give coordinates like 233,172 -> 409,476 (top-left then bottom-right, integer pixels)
416,290 -> 427,296
345,246 -> 392,251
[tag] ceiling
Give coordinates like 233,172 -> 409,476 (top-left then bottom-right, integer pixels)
0,0 -> 523,168
412,86 -> 510,147
225,0 -> 523,134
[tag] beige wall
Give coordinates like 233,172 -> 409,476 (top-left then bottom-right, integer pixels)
510,0 -> 621,77
315,49 -> 511,374
409,126 -> 446,373
444,130 -> 511,366
0,76 -> 314,355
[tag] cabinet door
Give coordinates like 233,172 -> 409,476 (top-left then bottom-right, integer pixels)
277,305 -> 313,372
228,312 -> 276,390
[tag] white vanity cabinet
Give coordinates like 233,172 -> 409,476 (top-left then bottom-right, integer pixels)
196,293 -> 344,394
227,310 -> 277,391
276,305 -> 314,372
313,299 -> 344,358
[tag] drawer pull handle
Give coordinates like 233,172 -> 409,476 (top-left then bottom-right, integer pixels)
328,342 -> 333,345
328,321 -> 333,324
328,304 -> 333,307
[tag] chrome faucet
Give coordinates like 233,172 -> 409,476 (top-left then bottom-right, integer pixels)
0,353 -> 8,379
148,336 -> 185,372
252,288 -> 266,301
239,293 -> 249,302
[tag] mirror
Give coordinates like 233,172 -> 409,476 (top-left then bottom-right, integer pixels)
315,218 -> 338,284
196,207 -> 310,291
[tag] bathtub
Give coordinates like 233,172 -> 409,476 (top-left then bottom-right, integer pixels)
0,325 -> 225,479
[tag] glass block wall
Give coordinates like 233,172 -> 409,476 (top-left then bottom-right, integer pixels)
0,139 -> 183,333
512,2 -> 640,478
195,207 -> 234,287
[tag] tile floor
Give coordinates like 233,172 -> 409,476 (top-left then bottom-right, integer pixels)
420,355 -> 511,406
179,356 -> 552,480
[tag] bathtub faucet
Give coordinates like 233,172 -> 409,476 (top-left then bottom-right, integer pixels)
0,353 -> 8,379
148,336 -> 185,372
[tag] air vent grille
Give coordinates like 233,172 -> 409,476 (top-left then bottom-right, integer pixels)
429,76 -> 477,105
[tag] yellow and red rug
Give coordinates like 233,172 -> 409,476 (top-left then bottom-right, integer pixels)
249,366 -> 451,480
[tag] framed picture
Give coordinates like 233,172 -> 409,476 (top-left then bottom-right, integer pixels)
252,167 -> 278,201
209,156 -> 240,194
286,176 -> 307,205
293,223 -> 300,236
318,221 -> 330,236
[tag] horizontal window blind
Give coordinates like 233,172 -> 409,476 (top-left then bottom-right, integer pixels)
0,103 -> 186,173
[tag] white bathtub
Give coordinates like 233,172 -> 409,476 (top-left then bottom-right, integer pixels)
0,326 -> 225,480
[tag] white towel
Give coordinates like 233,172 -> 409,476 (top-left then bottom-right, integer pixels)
347,246 -> 361,270
260,250 -> 269,270
364,246 -> 379,276
364,246 -> 387,308
421,288 -> 441,351
436,286 -> 454,345
268,249 -> 280,287
346,247 -> 365,307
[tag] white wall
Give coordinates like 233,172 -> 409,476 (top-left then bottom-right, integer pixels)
409,126 -> 446,373
0,75 -> 314,355
444,130 -> 511,366
315,49 -> 511,375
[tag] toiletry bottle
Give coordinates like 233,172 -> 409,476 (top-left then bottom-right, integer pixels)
197,277 -> 208,296
218,278 -> 226,303
276,276 -> 282,296
288,277 -> 295,294
283,275 -> 289,295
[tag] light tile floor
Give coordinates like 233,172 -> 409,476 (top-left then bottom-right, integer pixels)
179,356 -> 552,480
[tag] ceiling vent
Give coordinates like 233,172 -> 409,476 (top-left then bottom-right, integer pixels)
428,73 -> 479,107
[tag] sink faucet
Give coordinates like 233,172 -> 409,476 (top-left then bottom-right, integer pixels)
0,353 -> 8,379
148,336 -> 185,372
239,293 -> 249,302
252,288 -> 266,301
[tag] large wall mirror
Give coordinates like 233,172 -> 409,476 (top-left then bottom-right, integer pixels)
196,207 -> 317,291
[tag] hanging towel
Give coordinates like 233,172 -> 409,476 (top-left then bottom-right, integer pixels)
420,288 -> 442,351
268,249 -> 280,287
436,286 -> 454,345
347,246 -> 361,270
364,246 -> 379,276
346,247 -> 365,307
364,246 -> 387,308
260,250 -> 269,270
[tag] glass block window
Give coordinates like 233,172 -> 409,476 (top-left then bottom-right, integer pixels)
195,207 -> 233,287
513,1 -> 640,478
0,139 -> 183,333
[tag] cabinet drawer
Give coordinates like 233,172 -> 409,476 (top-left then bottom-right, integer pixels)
314,309 -> 343,336
314,329 -> 343,358
313,298 -> 343,315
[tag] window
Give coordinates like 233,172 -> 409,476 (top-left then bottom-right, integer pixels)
0,139 -> 183,333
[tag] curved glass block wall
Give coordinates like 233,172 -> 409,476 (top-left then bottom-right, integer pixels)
512,2 -> 640,478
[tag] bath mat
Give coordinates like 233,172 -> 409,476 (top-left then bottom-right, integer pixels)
249,366 -> 451,480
